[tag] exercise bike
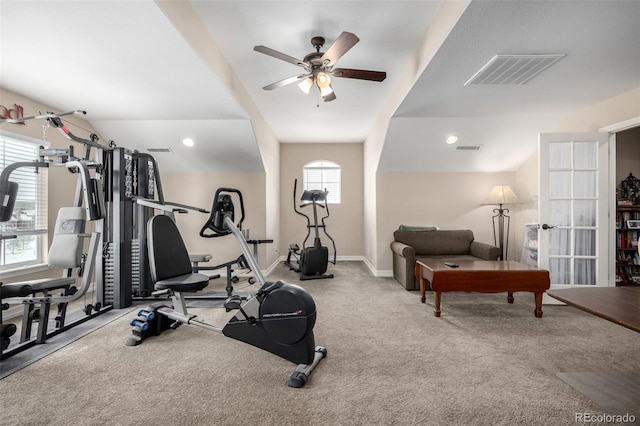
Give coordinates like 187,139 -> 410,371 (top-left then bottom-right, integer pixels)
126,188 -> 326,388
285,179 -> 336,280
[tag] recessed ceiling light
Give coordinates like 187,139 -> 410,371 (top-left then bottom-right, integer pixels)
182,138 -> 194,147
445,135 -> 459,145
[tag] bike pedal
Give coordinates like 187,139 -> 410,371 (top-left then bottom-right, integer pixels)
224,295 -> 242,311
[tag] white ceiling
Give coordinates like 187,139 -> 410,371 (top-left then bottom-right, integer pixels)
1,1 -> 639,174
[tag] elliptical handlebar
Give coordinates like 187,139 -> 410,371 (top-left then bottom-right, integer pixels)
320,203 -> 337,265
292,179 -> 312,247
292,179 -> 311,216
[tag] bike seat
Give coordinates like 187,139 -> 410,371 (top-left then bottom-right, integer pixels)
154,273 -> 210,292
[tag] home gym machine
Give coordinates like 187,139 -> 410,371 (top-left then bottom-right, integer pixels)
44,113 -> 207,308
126,188 -> 327,388
285,179 -> 336,280
0,108 -> 213,359
0,140 -> 104,359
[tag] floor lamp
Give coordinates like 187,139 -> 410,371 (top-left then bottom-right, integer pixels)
483,185 -> 521,260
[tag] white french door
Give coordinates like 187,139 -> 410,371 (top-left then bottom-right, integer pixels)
538,132 -> 610,288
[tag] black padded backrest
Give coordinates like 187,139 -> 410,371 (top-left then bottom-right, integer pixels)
147,215 -> 193,282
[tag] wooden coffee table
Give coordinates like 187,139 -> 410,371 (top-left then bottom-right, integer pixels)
415,260 -> 550,318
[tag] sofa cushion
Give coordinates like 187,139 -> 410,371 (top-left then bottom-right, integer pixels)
393,229 -> 475,256
398,224 -> 439,232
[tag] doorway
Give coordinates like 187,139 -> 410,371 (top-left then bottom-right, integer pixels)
538,132 -> 609,288
612,126 -> 640,285
537,118 -> 640,289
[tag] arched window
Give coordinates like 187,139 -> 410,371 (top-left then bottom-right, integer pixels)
303,160 -> 341,204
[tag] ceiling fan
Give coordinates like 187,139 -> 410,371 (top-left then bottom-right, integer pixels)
254,31 -> 386,102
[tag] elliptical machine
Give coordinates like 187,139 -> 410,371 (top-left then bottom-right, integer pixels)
285,179 -> 336,280
126,188 -> 326,388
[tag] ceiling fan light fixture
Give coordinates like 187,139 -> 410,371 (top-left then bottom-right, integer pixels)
298,77 -> 313,94
316,71 -> 331,89
320,84 -> 334,97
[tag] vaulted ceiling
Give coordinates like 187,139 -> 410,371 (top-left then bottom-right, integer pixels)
1,1 -> 638,174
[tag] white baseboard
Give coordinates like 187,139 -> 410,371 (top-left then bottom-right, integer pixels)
264,260 -> 280,276
277,254 -> 364,263
275,254 -> 393,278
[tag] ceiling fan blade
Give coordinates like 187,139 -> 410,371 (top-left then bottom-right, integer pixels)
320,31 -> 359,66
262,74 -> 311,90
331,68 -> 387,82
254,45 -> 308,68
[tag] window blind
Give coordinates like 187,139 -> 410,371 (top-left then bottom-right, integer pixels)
303,160 -> 341,204
0,133 -> 48,268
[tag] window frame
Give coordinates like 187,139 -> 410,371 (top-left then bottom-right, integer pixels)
0,130 -> 49,272
302,160 -> 341,204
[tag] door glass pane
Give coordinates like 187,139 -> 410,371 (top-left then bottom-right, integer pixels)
574,200 -> 596,226
550,228 -> 571,255
574,171 -> 597,197
549,171 -> 571,198
550,258 -> 570,284
575,229 -> 596,256
549,200 -> 571,226
574,259 -> 596,285
549,142 -> 571,169
574,141 -> 597,169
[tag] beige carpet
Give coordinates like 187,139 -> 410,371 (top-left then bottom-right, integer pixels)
1,261 -> 639,425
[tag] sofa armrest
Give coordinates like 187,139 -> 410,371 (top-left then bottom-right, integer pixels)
390,241 -> 418,290
470,241 -> 501,260
391,241 -> 414,258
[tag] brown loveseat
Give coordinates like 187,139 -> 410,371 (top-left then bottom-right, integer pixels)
390,228 -> 500,290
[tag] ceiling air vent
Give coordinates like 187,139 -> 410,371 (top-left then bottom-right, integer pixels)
456,145 -> 483,151
465,54 -> 566,85
147,148 -> 172,153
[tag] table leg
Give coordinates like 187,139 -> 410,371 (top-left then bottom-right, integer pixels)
534,292 -> 544,318
416,263 -> 426,303
507,292 -> 514,304
434,291 -> 441,317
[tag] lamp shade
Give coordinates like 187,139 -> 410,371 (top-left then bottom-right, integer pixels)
316,71 -> 331,89
298,77 -> 313,94
483,185 -> 521,205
